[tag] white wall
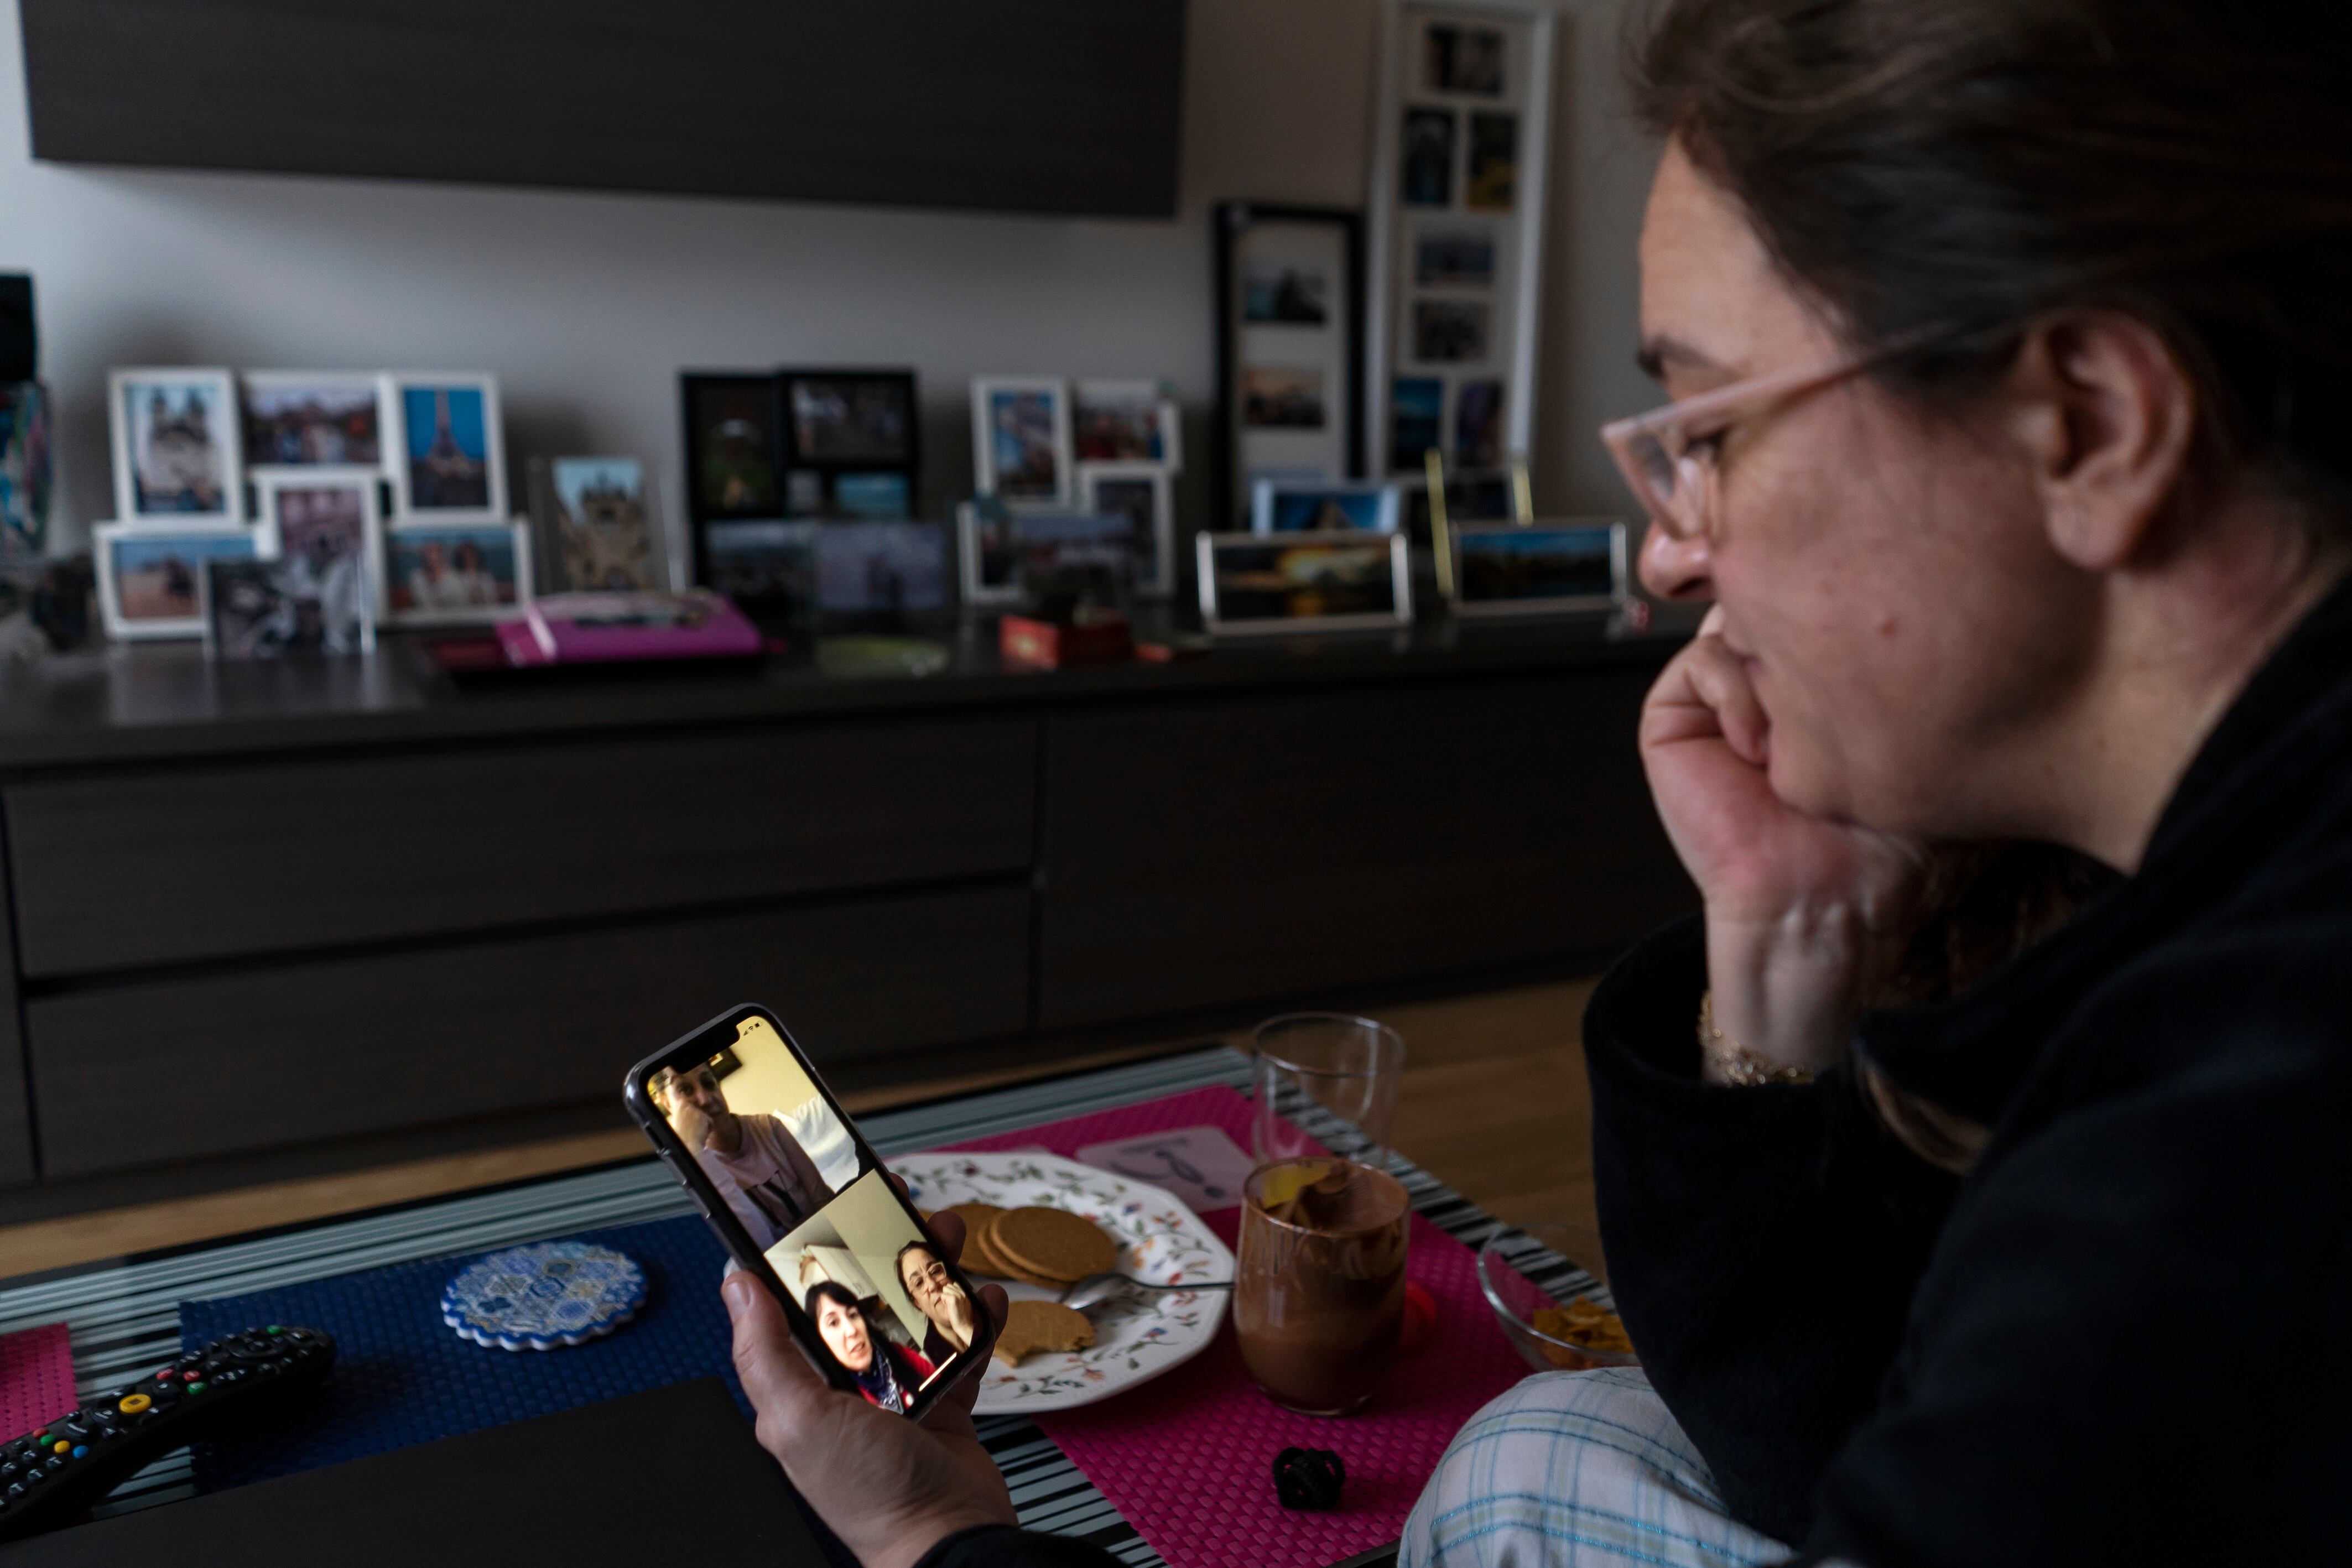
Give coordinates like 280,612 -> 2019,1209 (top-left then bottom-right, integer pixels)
0,0 -> 1657,551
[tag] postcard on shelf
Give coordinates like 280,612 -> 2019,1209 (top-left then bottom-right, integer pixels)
1196,529 -> 1413,636
1451,519 -> 1627,617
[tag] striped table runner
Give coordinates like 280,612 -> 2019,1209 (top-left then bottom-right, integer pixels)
0,1045 -> 1601,1564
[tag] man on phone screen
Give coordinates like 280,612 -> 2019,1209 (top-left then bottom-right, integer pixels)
653,1064 -> 832,1249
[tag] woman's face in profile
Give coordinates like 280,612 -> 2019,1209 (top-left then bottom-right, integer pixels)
1632,141 -> 2096,836
816,1296 -> 873,1371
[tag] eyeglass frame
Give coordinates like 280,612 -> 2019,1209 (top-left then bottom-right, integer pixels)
1599,329 -> 1953,541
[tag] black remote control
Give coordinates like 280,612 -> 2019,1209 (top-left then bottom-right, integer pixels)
0,1324 -> 335,1541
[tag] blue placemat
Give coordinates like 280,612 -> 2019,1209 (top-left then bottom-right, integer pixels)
177,1214 -> 740,1493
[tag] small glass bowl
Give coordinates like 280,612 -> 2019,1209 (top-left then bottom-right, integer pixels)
1477,1220 -> 1640,1375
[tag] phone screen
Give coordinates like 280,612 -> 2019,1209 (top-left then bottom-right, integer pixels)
626,1007 -> 990,1417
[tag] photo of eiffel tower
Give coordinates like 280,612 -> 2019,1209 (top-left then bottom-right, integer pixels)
406,386 -> 490,509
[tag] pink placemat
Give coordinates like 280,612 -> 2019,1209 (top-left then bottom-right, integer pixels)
944,1085 -> 1532,1568
0,1323 -> 79,1440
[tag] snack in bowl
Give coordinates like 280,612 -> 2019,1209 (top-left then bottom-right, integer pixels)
993,1299 -> 1097,1366
1531,1298 -> 1634,1369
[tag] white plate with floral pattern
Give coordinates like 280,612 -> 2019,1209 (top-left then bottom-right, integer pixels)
886,1150 -> 1234,1414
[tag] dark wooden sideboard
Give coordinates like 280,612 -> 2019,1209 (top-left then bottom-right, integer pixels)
0,615 -> 1696,1213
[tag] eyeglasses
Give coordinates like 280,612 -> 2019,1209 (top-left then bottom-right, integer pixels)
1600,336 -> 1932,541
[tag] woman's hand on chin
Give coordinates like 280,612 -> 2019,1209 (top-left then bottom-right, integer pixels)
1641,610 -> 1923,1073
726,1213 -> 1014,1568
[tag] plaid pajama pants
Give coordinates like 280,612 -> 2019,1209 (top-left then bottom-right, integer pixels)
1401,1368 -> 1797,1568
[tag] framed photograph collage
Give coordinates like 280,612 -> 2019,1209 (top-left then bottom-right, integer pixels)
1367,1 -> 1556,482
681,367 -> 930,627
95,366 -> 533,650
1212,202 -> 1366,533
964,377 -> 1182,602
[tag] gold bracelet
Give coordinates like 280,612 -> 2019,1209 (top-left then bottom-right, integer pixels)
1698,991 -> 1817,1087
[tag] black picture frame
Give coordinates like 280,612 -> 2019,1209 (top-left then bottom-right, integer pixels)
1212,201 -> 1367,533
680,371 -> 785,590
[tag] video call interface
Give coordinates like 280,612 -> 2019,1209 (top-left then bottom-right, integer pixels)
650,1015 -> 977,1411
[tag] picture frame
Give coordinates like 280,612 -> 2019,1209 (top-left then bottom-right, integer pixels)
1450,519 -> 1627,616
200,553 -> 378,659
1367,1 -> 1558,476
1195,530 -> 1414,636
970,377 -> 1074,508
254,467 -> 386,637
703,517 -> 819,628
814,519 -> 951,626
527,455 -> 668,593
955,498 -> 1023,609
93,521 -> 267,640
378,519 -> 532,626
1075,462 -> 1176,598
779,368 -> 919,472
108,366 -> 244,524
1249,478 -> 1402,536
1213,202 -> 1367,530
1073,380 -> 1183,472
241,371 -> 393,472
382,372 -> 507,522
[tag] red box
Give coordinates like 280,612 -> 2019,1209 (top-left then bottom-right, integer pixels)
1000,613 -> 1134,669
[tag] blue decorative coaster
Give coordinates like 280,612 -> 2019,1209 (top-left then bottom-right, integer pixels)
440,1241 -> 646,1351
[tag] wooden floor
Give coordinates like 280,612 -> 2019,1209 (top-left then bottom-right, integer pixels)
0,978 -> 1601,1280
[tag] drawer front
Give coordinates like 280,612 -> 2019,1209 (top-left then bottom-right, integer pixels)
28,884 -> 1031,1180
8,716 -> 1035,977
1038,669 -> 1693,1028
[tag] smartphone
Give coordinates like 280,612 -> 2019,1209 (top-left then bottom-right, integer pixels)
623,1003 -> 995,1418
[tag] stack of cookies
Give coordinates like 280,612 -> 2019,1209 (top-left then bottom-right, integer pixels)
947,1202 -> 1120,1366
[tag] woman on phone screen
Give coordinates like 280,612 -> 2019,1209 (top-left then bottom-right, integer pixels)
805,1280 -> 934,1415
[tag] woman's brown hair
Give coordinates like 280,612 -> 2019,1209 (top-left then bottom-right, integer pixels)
1630,0 -> 2352,524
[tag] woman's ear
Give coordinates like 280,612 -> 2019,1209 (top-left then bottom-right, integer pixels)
2002,311 -> 2198,571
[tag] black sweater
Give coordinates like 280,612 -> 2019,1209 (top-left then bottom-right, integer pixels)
1586,579 -> 2352,1564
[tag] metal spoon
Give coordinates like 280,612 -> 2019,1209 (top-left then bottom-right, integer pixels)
1058,1272 -> 1236,1313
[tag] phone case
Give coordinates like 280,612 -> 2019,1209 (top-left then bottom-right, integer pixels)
622,1002 -> 996,1418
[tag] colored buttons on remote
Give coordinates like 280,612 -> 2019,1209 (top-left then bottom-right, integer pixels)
117,1393 -> 150,1414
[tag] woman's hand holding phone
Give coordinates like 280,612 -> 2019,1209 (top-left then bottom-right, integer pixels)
726,1204 -> 1016,1568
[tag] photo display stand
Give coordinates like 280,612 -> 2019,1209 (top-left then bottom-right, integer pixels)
1366,1 -> 1557,483
1212,203 -> 1366,532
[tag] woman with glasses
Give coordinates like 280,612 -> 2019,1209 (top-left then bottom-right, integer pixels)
717,2 -> 2352,1564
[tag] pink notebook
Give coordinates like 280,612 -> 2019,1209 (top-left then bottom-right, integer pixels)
499,591 -> 763,665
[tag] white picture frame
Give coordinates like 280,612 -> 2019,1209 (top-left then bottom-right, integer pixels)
1249,478 -> 1403,536
956,499 -> 1025,609
1195,529 -> 1414,636
1450,518 -> 1628,616
241,371 -> 396,473
93,521 -> 272,641
254,467 -> 388,635
970,377 -> 1074,509
1366,0 -> 1558,476
382,371 -> 508,523
377,519 -> 533,627
107,367 -> 246,525
1076,462 -> 1177,600
1073,379 -> 1184,473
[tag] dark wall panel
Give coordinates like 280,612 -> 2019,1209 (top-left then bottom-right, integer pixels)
1037,671 -> 1696,1029
28,883 -> 1032,1180
7,715 -> 1035,977
18,1 -> 1187,218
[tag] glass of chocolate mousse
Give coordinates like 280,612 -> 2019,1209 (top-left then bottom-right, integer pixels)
1235,1157 -> 1411,1415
